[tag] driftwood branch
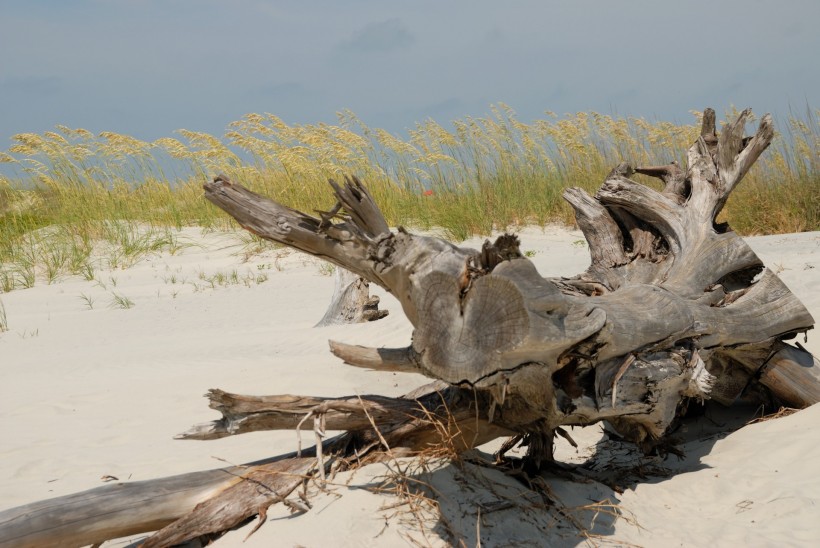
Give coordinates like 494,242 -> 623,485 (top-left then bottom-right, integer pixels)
0,458 -> 307,548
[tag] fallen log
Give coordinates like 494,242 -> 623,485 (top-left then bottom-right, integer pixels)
0,457 -> 308,548
1,108 -> 818,547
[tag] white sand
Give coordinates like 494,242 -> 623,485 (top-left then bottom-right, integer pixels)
1,227 -> 819,547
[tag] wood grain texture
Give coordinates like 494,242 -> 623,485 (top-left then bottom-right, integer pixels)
0,465 -> 256,548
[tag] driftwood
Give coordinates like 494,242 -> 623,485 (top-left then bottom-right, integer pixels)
2,108 -> 819,547
315,267 -> 388,326
0,456 -> 312,548
0,384 -> 504,548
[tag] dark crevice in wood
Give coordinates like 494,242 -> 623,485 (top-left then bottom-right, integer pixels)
713,220 -> 731,234
635,161 -> 690,202
610,207 -> 670,262
480,234 -> 523,271
717,264 -> 765,292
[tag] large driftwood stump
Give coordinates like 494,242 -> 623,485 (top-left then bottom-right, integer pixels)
2,108 -> 819,547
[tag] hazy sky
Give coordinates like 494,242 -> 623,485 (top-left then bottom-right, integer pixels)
2,0 -> 818,146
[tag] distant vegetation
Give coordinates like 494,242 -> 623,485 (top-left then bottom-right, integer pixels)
0,104 -> 817,292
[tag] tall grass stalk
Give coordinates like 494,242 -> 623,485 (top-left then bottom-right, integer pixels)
0,105 -> 817,291
0,298 -> 7,332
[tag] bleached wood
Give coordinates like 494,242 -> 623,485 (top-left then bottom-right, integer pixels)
140,458 -> 312,548
328,340 -> 420,374
176,386 -> 512,450
563,187 -> 628,268
0,464 -> 265,548
315,267 -> 387,326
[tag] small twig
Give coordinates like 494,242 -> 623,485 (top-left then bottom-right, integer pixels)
476,506 -> 482,548
243,507 -> 268,541
555,427 -> 578,449
357,394 -> 393,455
494,435 -> 523,463
314,413 -> 325,481
296,410 -> 314,458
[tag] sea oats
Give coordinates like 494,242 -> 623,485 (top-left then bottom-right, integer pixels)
0,108 -> 816,291
424,152 -> 458,166
244,112 -> 265,125
334,128 -> 369,150
100,132 -> 151,154
264,113 -> 289,132
154,137 -> 191,159
43,131 -> 69,145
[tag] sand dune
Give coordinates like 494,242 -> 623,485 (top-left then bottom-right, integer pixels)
1,227 -> 819,547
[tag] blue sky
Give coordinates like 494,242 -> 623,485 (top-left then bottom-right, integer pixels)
2,0 -> 818,146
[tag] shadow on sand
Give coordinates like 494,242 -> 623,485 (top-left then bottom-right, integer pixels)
372,401 -> 775,547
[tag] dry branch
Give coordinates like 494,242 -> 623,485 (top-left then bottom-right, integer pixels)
0,460 -> 295,548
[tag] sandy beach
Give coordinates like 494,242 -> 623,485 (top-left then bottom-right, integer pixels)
2,226 -> 819,547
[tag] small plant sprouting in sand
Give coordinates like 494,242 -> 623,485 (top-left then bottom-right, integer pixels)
317,261 -> 336,276
0,298 -> 8,332
164,232 -> 192,256
78,293 -> 95,310
188,268 -> 269,292
16,262 -> 36,289
237,232 -> 282,263
0,271 -> 14,293
109,293 -> 134,309
212,272 -> 227,287
78,262 -> 96,282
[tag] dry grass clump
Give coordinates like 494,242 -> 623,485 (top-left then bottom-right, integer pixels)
747,406 -> 800,425
1,105 -> 817,292
343,393 -> 642,547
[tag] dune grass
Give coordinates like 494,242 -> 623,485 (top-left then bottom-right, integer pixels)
0,298 -> 7,332
0,105 -> 817,292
